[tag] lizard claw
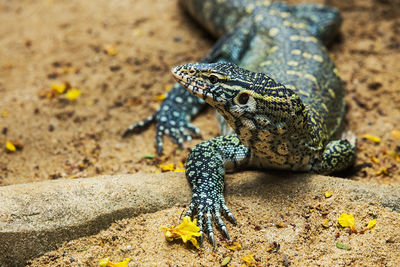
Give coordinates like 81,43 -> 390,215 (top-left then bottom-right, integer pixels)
199,231 -> 204,247
208,231 -> 216,248
185,192 -> 235,247
205,211 -> 215,247
221,226 -> 230,240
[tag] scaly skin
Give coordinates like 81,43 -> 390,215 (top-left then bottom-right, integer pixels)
124,0 -> 356,246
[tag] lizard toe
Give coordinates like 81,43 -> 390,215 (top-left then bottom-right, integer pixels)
215,211 -> 230,240
155,130 -> 164,155
123,114 -> 155,138
222,204 -> 237,225
186,123 -> 201,135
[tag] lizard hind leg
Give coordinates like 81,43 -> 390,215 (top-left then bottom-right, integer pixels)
312,136 -> 356,175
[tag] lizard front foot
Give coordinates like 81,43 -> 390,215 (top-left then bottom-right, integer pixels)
122,87 -> 202,155
185,191 -> 236,247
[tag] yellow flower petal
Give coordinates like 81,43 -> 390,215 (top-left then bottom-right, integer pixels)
51,82 -> 67,94
99,257 -> 130,267
111,258 -> 131,267
164,84 -> 173,92
99,258 -> 110,267
241,254 -> 256,266
162,217 -> 201,249
226,241 -> 242,251
104,44 -> 118,56
155,93 -> 166,101
375,167 -> 387,176
5,141 -> 16,152
385,150 -> 400,163
371,156 -> 380,164
65,88 -> 81,101
322,219 -> 330,228
324,192 -> 332,198
160,163 -> 175,172
338,213 -> 355,230
390,129 -> 400,140
361,134 -> 381,143
367,219 -> 376,232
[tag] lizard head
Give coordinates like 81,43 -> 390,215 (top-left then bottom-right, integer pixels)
172,62 -> 309,149
172,62 -> 240,105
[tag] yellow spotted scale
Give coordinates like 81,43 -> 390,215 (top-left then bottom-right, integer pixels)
124,0 -> 356,246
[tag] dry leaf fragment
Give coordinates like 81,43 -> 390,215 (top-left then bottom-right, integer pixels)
221,256 -> 231,266
337,213 -> 355,230
266,241 -> 280,253
336,242 -> 351,250
162,216 -> 201,249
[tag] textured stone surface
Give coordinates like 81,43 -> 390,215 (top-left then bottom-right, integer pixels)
0,173 -> 191,266
1,172 -> 400,266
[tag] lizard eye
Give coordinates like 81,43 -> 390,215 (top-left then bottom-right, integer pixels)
209,74 -> 219,84
188,69 -> 196,75
237,92 -> 250,105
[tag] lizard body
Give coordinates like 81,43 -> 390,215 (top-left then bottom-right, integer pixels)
124,0 -> 356,245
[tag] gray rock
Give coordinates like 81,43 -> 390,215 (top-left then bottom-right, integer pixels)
0,172 -> 399,266
0,173 -> 191,267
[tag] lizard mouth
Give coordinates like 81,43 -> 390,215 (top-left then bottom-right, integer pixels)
171,66 -> 215,101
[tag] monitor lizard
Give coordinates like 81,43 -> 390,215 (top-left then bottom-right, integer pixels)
123,0 -> 356,246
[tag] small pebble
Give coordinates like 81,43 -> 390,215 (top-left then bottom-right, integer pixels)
173,36 -> 183,42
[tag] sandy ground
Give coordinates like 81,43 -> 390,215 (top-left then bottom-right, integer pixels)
0,0 -> 399,265
28,189 -> 400,266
